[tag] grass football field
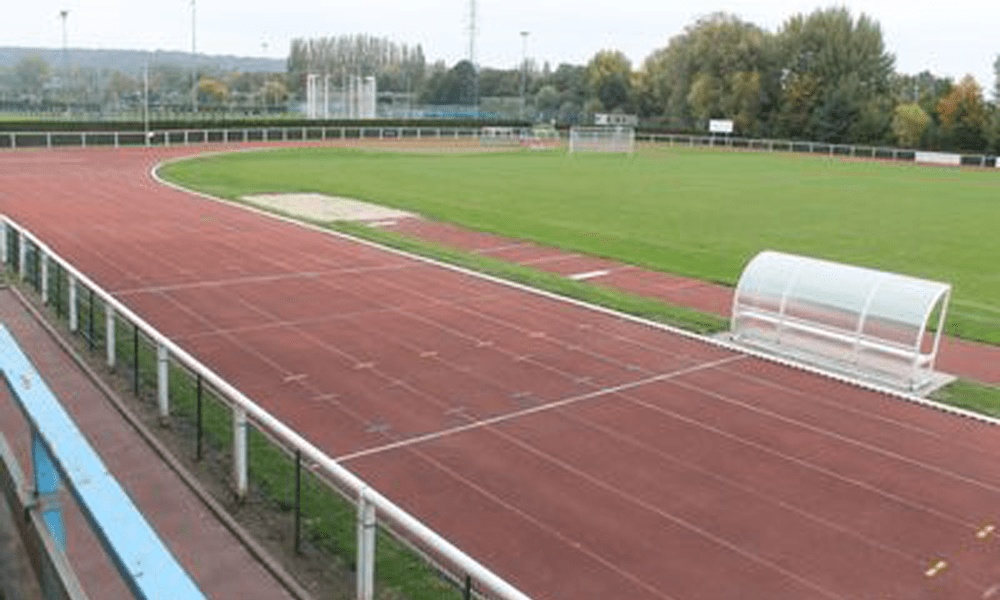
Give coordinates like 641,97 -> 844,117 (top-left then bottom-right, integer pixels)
160,145 -> 1000,345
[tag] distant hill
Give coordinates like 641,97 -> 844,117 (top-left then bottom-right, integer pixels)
0,47 -> 285,75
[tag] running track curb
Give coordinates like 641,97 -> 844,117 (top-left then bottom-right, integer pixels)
6,283 -> 316,600
150,146 -> 1000,430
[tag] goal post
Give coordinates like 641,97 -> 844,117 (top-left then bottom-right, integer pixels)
479,126 -> 519,146
568,126 -> 635,154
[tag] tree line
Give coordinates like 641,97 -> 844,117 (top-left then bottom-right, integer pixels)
628,8 -> 997,153
2,8 -> 999,152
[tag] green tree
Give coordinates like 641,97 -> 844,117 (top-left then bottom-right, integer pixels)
936,74 -> 989,151
638,13 -> 777,133
774,7 -> 894,141
13,55 -> 51,100
535,84 -> 560,113
420,60 -> 476,105
994,55 -> 1000,104
585,50 -> 633,112
198,77 -> 229,104
891,103 -> 930,147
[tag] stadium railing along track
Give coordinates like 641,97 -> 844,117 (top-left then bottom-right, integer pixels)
0,124 -> 997,167
0,216 -> 534,600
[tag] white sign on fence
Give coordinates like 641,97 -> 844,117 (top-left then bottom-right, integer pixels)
915,151 -> 961,166
595,113 -> 638,126
709,119 -> 734,134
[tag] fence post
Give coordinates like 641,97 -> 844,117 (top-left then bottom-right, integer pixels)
357,488 -> 376,600
196,375 -> 203,461
294,449 -> 302,554
0,222 -> 6,266
39,254 -> 50,304
106,306 -> 116,368
157,344 -> 169,420
46,133 -> 52,149
233,408 -> 248,501
87,289 -> 95,351
18,236 -> 27,277
53,264 -> 62,317
68,275 -> 78,332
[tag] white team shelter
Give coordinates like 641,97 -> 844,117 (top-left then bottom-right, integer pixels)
729,251 -> 952,394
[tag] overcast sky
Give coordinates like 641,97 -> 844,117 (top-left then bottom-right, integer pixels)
7,1 -> 998,92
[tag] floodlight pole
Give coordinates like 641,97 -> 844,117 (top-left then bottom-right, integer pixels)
519,31 -> 529,121
143,65 -> 150,146
191,0 -> 198,114
59,10 -> 69,106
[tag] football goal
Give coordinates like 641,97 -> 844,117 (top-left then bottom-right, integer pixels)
479,126 -> 520,147
568,126 -> 635,154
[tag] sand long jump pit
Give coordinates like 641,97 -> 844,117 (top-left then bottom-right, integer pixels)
242,193 -> 417,223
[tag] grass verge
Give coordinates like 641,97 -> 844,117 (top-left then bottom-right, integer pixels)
331,220 -> 729,334
929,379 -> 1000,420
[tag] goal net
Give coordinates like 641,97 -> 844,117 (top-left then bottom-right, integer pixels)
479,126 -> 520,146
569,126 -> 635,154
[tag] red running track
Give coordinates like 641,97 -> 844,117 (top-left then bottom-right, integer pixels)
383,218 -> 1000,385
3,143 -> 1000,599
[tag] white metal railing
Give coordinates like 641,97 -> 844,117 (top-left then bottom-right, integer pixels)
636,132 -> 999,167
0,126 -> 485,150
2,125 -> 996,167
1,216 -> 533,600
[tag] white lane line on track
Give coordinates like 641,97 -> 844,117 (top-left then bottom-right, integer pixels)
335,353 -> 746,462
472,242 -> 536,254
567,269 -> 611,281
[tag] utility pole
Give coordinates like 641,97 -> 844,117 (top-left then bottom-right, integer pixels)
520,31 -> 529,121
191,0 -> 198,113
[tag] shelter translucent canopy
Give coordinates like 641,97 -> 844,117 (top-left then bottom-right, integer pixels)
731,251 -> 951,392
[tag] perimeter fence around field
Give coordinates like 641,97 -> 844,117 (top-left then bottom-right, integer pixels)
0,126 -> 484,150
637,132 -> 999,167
0,123 -> 998,167
0,217 -> 532,600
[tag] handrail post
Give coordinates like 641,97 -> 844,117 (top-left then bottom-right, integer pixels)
106,306 -> 116,368
357,487 -> 376,600
18,234 -> 27,276
157,344 -> 169,420
294,449 -> 302,554
233,407 -> 248,501
39,253 -> 49,304
68,274 -> 78,332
